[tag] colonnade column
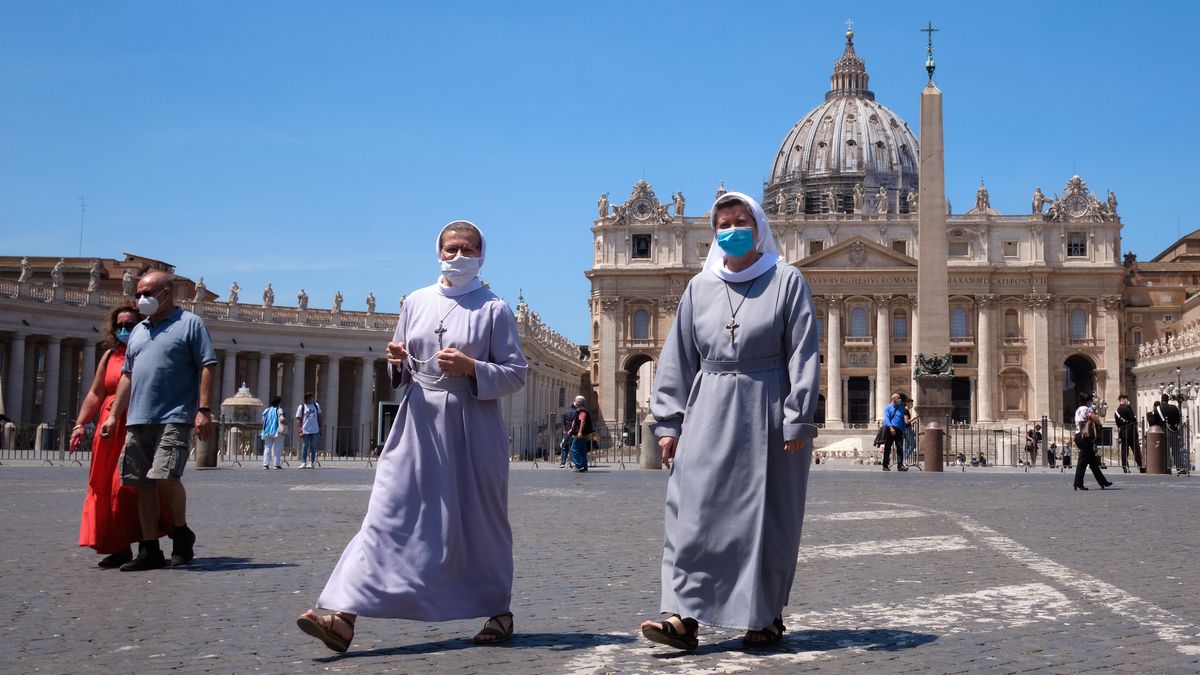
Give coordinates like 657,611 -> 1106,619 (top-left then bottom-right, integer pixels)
42,337 -> 62,424
290,355 -> 306,424
221,350 -> 237,405
826,295 -> 844,429
7,334 -> 27,423
255,353 -> 272,403
977,295 -> 995,422
358,357 -> 375,454
322,357 -> 340,454
597,298 -> 619,423
909,297 -> 920,398
80,340 -> 97,401
1027,293 -> 1051,422
874,295 -> 891,422
1100,295 -> 1123,404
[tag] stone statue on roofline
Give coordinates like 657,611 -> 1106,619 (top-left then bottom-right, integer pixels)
366,292 -> 376,314
263,283 -> 275,307
298,288 -> 309,310
673,191 -> 686,217
18,257 -> 31,283
598,193 -> 609,218
852,183 -> 865,213
87,260 -> 102,292
876,185 -> 888,214
122,269 -> 134,296
333,291 -> 343,313
1032,186 -> 1046,214
194,277 -> 207,301
51,259 -> 65,288
228,281 -> 240,304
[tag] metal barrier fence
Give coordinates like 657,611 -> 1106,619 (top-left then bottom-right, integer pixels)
507,419 -> 642,467
215,420 -> 377,467
0,416 -> 91,465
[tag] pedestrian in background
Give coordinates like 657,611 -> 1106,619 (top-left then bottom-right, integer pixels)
1073,392 -> 1113,491
1025,424 -> 1042,468
902,395 -> 919,467
262,396 -> 286,470
296,393 -> 321,469
558,399 -> 577,468
1114,394 -> 1143,474
881,393 -> 907,471
100,271 -> 216,570
567,396 -> 593,472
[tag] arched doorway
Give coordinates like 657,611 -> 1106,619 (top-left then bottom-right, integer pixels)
1062,354 -> 1096,423
623,354 -> 655,440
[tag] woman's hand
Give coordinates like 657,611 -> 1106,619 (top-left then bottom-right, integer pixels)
659,436 -> 678,469
784,439 -> 806,454
436,348 -> 476,376
98,416 -> 117,440
69,426 -> 86,453
386,341 -> 408,367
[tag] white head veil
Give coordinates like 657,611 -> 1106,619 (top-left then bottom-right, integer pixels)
703,191 -> 782,283
435,220 -> 486,297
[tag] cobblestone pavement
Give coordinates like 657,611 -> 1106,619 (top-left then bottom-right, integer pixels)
2,459 -> 1199,673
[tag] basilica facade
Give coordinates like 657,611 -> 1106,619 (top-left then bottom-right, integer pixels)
586,31 -> 1127,433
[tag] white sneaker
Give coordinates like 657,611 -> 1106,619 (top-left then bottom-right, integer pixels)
300,462 -> 309,469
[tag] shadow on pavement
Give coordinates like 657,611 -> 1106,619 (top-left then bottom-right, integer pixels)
316,632 -> 637,661
176,556 -> 297,572
653,629 -> 938,659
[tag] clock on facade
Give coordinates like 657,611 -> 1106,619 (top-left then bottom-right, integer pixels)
631,197 -> 654,220
1064,195 -> 1088,218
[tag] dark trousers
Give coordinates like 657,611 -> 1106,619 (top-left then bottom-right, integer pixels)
1073,434 -> 1109,487
1118,424 -> 1143,469
1165,427 -> 1188,472
882,428 -> 904,467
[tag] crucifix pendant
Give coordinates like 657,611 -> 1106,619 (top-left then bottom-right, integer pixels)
434,323 -> 448,349
725,318 -> 739,342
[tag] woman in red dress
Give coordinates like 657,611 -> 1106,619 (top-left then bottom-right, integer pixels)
70,306 -> 165,567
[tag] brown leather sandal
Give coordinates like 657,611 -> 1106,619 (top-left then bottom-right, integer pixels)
296,610 -> 355,653
741,616 -> 785,648
641,614 -> 699,650
472,611 -> 514,644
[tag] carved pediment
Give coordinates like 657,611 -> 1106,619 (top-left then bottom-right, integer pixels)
795,236 -> 918,269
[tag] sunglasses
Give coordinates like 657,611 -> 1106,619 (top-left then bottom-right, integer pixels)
134,289 -> 161,299
115,321 -> 139,331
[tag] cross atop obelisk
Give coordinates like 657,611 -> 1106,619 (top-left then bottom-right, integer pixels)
922,21 -> 939,82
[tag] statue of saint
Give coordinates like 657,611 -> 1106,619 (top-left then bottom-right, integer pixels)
774,190 -> 787,214
87,260 -> 102,292
228,281 -> 240,304
597,193 -> 609,218
1107,190 -> 1118,217
297,288 -> 309,310
1032,186 -> 1046,214
673,191 -> 686,217
824,187 -> 837,213
852,183 -> 865,212
50,259 -> 65,288
333,291 -> 343,313
795,190 -> 806,214
906,190 -> 919,213
263,283 -> 275,307
194,277 -> 207,301
876,185 -> 888,214
122,269 -> 134,296
975,182 -> 990,211
18,257 -> 31,283
366,292 -> 376,314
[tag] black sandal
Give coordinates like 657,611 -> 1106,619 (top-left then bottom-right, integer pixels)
741,616 -> 785,648
641,614 -> 699,651
472,611 -> 514,644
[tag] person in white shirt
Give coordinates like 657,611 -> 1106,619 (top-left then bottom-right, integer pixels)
261,396 -> 286,469
296,393 -> 322,469
1073,392 -> 1113,491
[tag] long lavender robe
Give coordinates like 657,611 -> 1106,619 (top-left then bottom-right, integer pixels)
317,283 -> 527,620
650,263 -> 821,630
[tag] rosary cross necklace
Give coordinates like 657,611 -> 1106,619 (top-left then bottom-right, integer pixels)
723,275 -> 762,343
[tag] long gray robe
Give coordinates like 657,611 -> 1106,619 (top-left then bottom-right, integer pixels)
650,263 -> 820,630
317,283 -> 527,620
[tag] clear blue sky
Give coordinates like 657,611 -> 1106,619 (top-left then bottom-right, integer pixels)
2,1 -> 1196,342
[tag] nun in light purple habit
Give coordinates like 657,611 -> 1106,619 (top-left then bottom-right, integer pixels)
297,220 -> 528,652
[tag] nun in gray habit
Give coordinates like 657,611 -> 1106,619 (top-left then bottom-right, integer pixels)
639,191 -> 821,650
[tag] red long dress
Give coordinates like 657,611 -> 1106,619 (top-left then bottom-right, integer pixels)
77,348 -> 171,553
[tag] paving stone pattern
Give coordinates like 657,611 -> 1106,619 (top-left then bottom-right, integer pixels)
1,461 -> 1198,673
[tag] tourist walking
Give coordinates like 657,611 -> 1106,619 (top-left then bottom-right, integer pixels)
1025,424 -> 1042,468
297,220 -> 527,652
902,396 -> 919,466
1073,393 -> 1113,491
99,271 -> 216,570
1057,442 -> 1070,469
296,393 -> 321,468
558,400 -> 577,467
881,393 -> 907,471
567,396 -> 593,472
261,396 -> 286,469
1113,393 -> 1144,473
638,192 -> 820,650
70,305 -> 171,568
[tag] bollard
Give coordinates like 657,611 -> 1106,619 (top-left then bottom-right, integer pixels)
194,421 -> 220,468
1144,427 -> 1169,474
640,414 -> 661,470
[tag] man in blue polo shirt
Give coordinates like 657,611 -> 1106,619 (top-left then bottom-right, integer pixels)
882,392 -> 908,472
101,271 -> 218,571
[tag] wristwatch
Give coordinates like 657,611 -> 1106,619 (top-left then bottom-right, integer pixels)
197,407 -> 212,414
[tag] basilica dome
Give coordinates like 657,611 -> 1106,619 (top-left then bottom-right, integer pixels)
764,31 -> 920,215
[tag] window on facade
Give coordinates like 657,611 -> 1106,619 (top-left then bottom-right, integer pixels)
1003,241 -> 1019,258
893,354 -> 908,365
1163,314 -> 1176,323
950,307 -> 969,338
815,313 -> 825,341
949,241 -> 970,257
952,354 -> 969,365
1069,309 -> 1087,340
1004,309 -> 1020,337
849,307 -> 868,337
892,309 -> 907,338
632,310 -> 650,340
631,234 -> 652,259
1066,232 -> 1087,257
891,240 -> 908,254
697,242 -> 710,260
1005,383 -> 1023,410
1132,329 -> 1142,345
808,240 -> 824,256
592,321 -> 599,342
559,387 -> 566,408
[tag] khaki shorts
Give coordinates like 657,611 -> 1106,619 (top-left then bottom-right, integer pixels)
120,423 -> 191,487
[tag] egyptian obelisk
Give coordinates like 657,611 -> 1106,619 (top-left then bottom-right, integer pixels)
914,22 -> 953,471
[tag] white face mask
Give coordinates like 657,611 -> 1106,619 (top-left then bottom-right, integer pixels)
440,255 -> 480,286
136,293 -> 160,316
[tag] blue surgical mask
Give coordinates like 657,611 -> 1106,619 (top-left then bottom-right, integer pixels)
115,327 -> 132,344
716,226 -> 756,257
